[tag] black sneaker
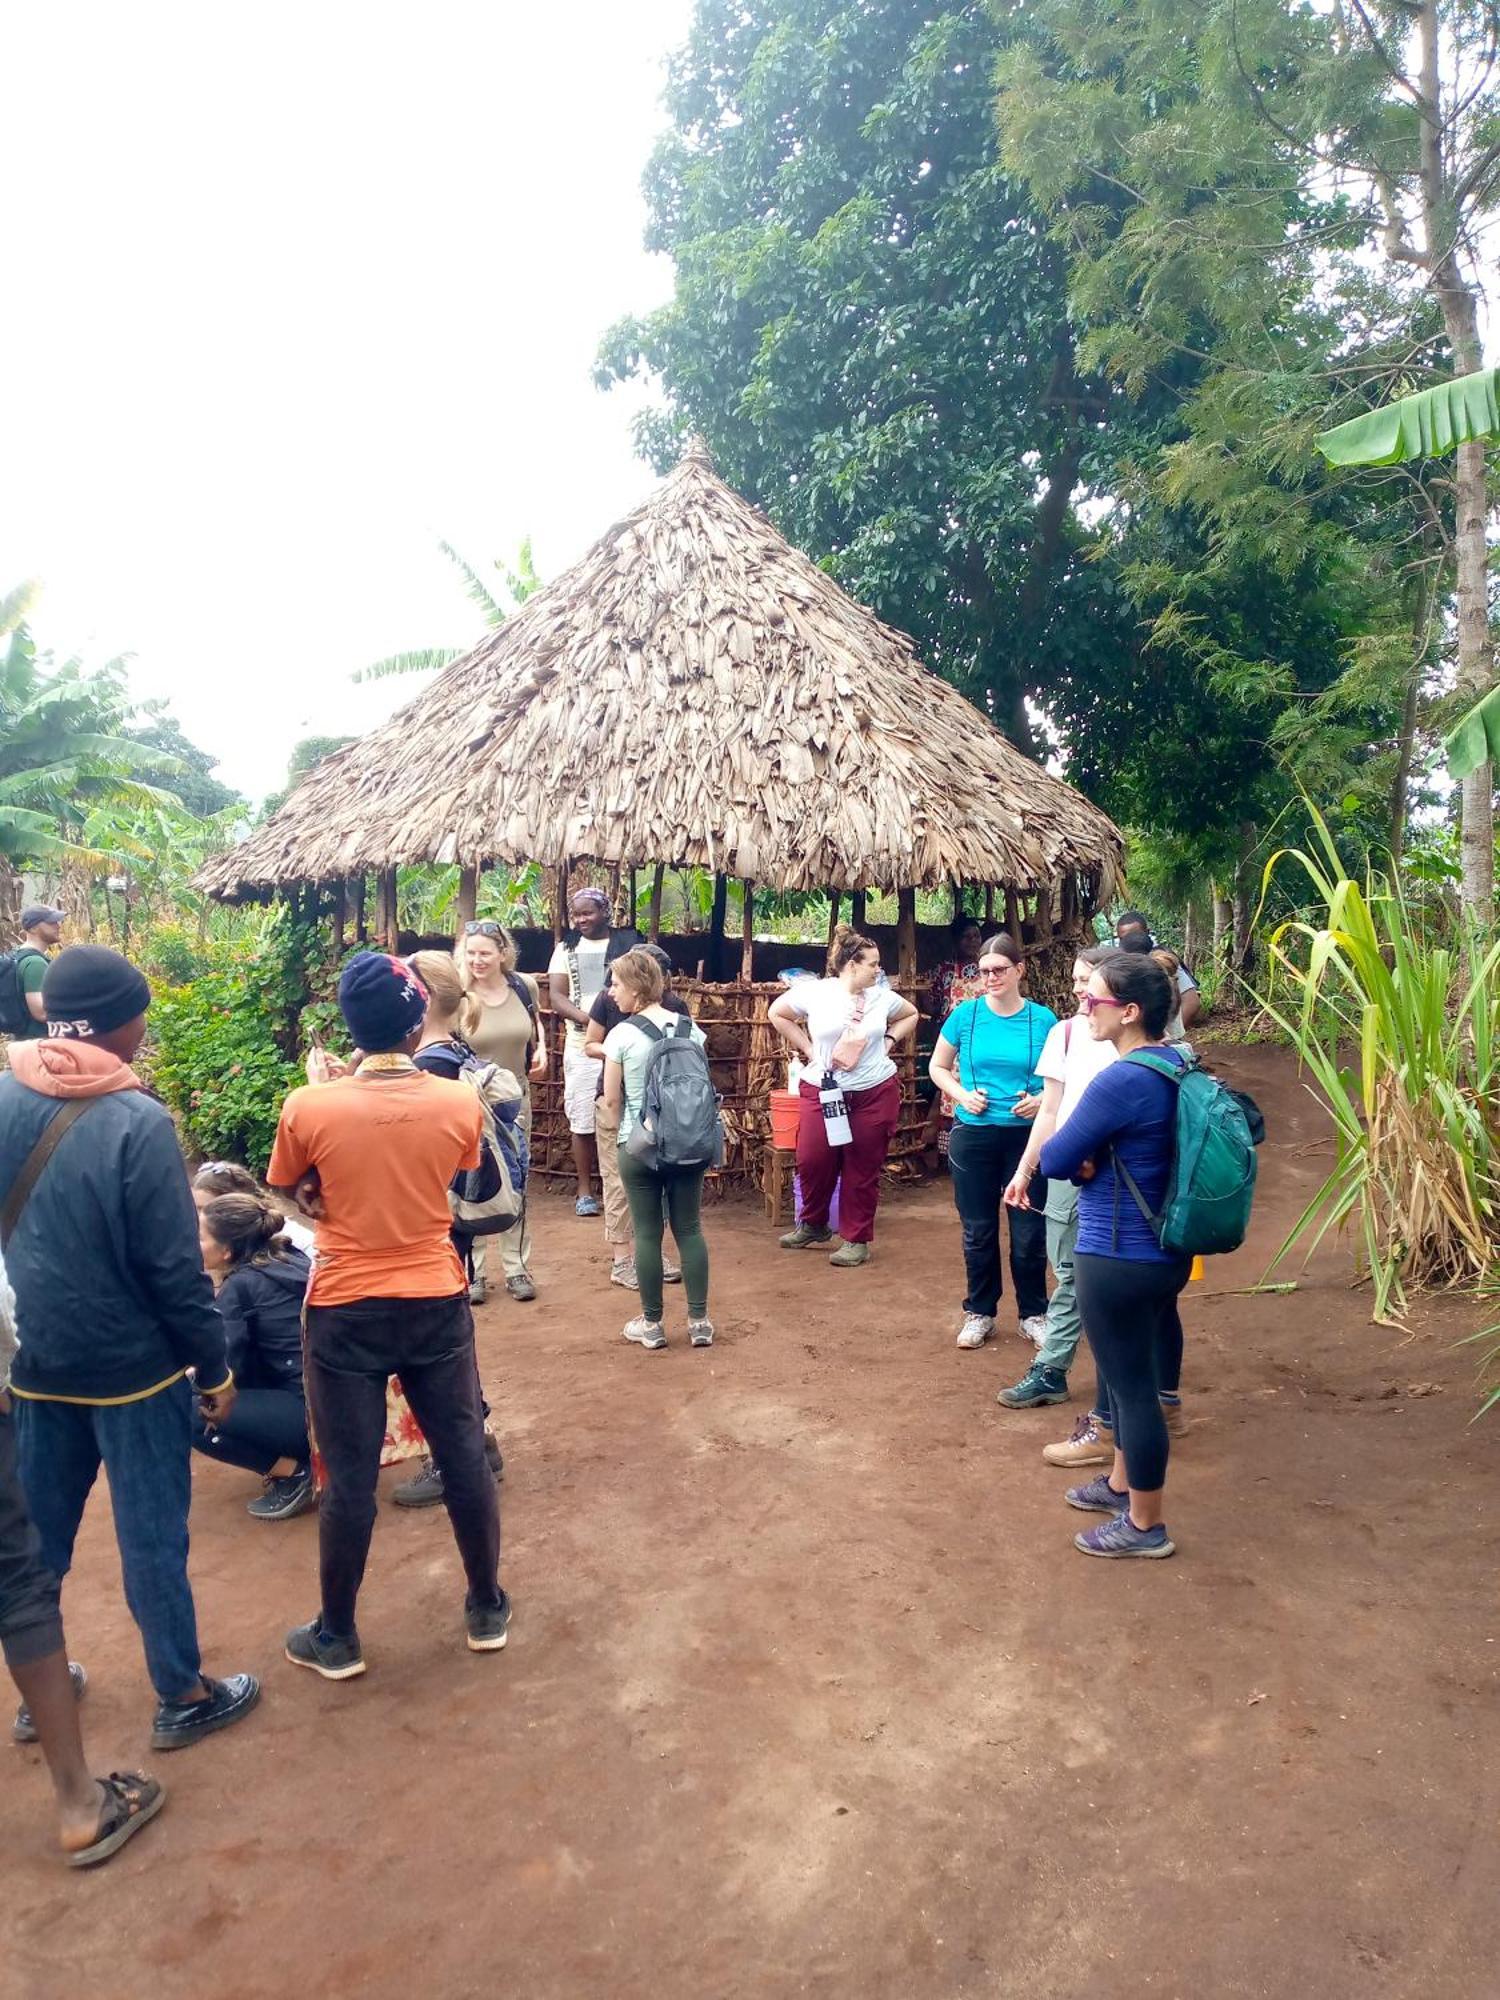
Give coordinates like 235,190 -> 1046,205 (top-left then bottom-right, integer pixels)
13,1659 -> 86,1744
149,1672 -> 261,1750
247,1467 -> 316,1520
393,1457 -> 444,1508
284,1619 -> 367,1681
465,1590 -> 511,1653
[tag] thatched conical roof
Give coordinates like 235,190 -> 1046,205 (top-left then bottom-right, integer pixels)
198,445 -> 1123,902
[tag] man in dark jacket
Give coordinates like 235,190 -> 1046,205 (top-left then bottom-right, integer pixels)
0,947 -> 260,1749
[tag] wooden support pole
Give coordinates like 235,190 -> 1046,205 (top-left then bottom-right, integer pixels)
377,867 -> 398,949
353,876 -> 368,944
1033,880 -> 1054,940
332,879 -> 347,957
896,886 -> 918,988
951,881 -> 965,920
708,872 -> 728,979
1005,886 -> 1021,942
457,865 -> 478,927
648,863 -> 664,941
826,889 -> 841,945
554,862 -> 569,942
984,884 -> 995,923
851,889 -> 867,930
740,880 -> 755,982
628,867 -> 638,927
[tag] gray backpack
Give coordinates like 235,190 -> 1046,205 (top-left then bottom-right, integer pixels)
624,1016 -> 723,1170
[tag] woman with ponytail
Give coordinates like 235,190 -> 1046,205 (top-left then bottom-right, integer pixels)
194,1195 -> 313,1521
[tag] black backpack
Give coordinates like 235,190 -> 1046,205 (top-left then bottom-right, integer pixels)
0,946 -> 43,1036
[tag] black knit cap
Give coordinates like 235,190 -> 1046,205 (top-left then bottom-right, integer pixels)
42,946 -> 152,1038
338,952 -> 429,1051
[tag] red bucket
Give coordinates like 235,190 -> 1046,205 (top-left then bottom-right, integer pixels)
769,1089 -> 801,1150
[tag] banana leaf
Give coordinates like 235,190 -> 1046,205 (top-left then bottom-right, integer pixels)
1444,682 -> 1500,782
1316,366 -> 1500,466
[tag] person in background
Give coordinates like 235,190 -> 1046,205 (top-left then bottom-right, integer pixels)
193,1161 -> 315,1257
194,1195 -> 314,1521
585,940 -> 686,1291
918,914 -> 985,1163
547,890 -> 642,1217
1150,948 -> 1192,1050
1114,909 -> 1201,1031
768,927 -> 919,1270
269,953 -> 509,1679
459,921 -> 545,1302
1,1242 -> 167,1867
1039,951 -> 1189,1560
5,904 -> 66,1040
995,945 -> 1116,1409
601,949 -> 713,1350
928,935 -> 1057,1347
0,946 -> 260,1749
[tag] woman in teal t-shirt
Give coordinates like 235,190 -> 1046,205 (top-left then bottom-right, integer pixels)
928,934 -> 1057,1350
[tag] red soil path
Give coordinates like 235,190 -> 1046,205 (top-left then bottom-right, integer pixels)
4,1043 -> 1496,1999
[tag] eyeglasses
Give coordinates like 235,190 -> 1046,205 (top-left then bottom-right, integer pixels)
1080,992 -> 1127,1015
464,921 -> 503,938
978,963 -> 1017,980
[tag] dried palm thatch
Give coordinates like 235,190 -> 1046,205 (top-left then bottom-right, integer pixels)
198,443 -> 1123,902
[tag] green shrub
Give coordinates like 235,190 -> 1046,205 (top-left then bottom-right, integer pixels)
150,970 -> 301,1174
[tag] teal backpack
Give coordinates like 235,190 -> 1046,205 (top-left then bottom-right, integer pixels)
1115,1051 -> 1259,1258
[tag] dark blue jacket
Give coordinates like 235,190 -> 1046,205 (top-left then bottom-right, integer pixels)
218,1251 -> 308,1393
0,1075 -> 229,1402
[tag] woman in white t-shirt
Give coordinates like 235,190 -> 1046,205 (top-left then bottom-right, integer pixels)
767,926 -> 919,1269
602,949 -> 714,1352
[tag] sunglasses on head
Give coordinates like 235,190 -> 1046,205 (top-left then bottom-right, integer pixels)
464,921 -> 503,938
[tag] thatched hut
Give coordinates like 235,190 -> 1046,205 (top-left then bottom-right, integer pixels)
198,443 -> 1123,1187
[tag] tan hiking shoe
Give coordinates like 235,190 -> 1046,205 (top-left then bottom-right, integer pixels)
1042,1413 -> 1112,1467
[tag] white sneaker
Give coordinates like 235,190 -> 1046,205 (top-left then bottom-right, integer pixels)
610,1259 -> 638,1289
956,1313 -> 995,1349
1019,1315 -> 1049,1347
622,1317 -> 667,1351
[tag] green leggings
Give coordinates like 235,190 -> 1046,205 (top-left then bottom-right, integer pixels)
618,1151 -> 710,1321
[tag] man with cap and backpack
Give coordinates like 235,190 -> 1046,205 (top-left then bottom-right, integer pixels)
268,952 -> 510,1679
0,905 -> 66,1041
0,945 -> 261,1749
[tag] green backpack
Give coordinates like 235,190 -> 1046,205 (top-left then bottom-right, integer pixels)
1115,1051 -> 1259,1258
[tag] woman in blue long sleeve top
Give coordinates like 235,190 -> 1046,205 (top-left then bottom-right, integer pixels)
1039,952 -> 1188,1560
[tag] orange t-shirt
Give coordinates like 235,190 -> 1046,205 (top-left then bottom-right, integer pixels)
268,1071 -> 483,1307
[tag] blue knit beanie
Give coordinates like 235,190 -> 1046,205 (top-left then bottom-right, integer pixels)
338,953 -> 429,1051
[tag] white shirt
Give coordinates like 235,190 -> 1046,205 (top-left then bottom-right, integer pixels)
1037,1012 -> 1118,1128
603,1006 -> 708,1143
785,978 -> 902,1093
548,937 -> 610,1047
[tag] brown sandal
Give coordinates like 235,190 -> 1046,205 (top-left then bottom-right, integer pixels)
66,1771 -> 167,1869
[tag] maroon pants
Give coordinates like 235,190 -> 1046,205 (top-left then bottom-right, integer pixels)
796,1074 -> 902,1244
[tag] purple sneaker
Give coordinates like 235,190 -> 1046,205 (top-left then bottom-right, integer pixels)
1074,1514 -> 1175,1559
1065,1475 -> 1130,1514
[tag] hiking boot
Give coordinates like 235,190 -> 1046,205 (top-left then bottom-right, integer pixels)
688,1318 -> 715,1348
284,1621 -> 367,1681
610,1258 -> 639,1289
1042,1413 -> 1112,1467
393,1457 -> 444,1507
829,1241 -> 870,1268
13,1660 -> 86,1744
246,1467 -> 316,1521
150,1673 -> 261,1748
465,1590 -> 512,1653
1065,1474 -> 1130,1514
506,1272 -> 537,1302
779,1223 -> 832,1250
1074,1514 -> 1175,1559
575,1195 -> 602,1218
1019,1314 -> 1049,1347
663,1262 -> 683,1284
468,1275 -> 488,1305
1162,1399 -> 1189,1438
956,1313 -> 994,1349
998,1363 -> 1071,1409
622,1316 -> 667,1351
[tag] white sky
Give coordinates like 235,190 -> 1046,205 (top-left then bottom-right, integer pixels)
3,1 -> 695,803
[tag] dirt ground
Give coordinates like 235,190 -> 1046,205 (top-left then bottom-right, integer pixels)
4,1043 -> 1497,1999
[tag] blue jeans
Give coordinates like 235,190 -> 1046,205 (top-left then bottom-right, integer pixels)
15,1381 -> 202,1700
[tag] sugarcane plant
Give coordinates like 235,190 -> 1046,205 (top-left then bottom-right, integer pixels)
1254,806 -> 1500,1332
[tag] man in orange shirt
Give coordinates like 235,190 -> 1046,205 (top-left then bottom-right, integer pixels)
269,954 -> 508,1679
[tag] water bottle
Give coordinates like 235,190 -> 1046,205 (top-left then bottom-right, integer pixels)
819,1071 -> 853,1148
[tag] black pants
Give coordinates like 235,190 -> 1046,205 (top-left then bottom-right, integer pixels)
0,1405 -> 64,1672
947,1122 -> 1050,1320
193,1387 -> 309,1478
304,1294 -> 502,1641
1074,1253 -> 1192,1491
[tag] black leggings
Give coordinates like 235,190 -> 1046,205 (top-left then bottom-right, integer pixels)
1074,1253 -> 1191,1491
193,1388 -> 309,1477
947,1122 -> 1050,1320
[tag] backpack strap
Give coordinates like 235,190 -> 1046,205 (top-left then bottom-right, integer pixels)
1,1099 -> 97,1252
1121,1048 -> 1189,1084
505,971 -> 539,1067
631,1017 -> 665,1045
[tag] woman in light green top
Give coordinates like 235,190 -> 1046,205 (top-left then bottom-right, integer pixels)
601,949 -> 713,1353
459,921 -> 546,1303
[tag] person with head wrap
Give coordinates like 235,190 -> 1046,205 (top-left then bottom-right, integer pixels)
546,888 -> 642,1216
